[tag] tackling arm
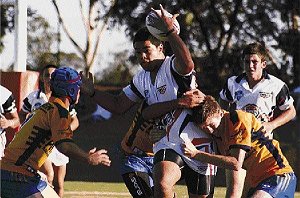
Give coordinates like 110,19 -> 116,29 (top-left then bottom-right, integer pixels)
182,141 -> 241,171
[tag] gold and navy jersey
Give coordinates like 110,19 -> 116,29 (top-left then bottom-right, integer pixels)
121,102 -> 154,156
1,97 -> 73,176
214,110 -> 293,188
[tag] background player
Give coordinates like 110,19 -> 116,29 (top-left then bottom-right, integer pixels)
1,67 -> 111,198
219,42 -> 296,138
0,85 -> 20,159
19,64 -> 80,197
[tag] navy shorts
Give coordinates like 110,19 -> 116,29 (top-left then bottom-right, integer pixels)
1,169 -> 48,198
247,172 -> 297,197
154,149 -> 215,196
119,152 -> 154,197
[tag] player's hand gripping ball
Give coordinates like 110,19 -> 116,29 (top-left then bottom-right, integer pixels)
145,10 -> 180,41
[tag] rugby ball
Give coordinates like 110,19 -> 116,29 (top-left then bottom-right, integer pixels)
145,10 -> 180,41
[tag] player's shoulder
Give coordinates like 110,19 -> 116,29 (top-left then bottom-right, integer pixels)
228,110 -> 254,125
228,73 -> 245,84
266,73 -> 285,86
26,90 -> 45,99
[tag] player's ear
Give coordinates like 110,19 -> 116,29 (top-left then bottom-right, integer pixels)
262,60 -> 267,69
219,111 -> 224,118
158,43 -> 164,51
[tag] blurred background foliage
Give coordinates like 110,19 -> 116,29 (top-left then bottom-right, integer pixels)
1,0 -> 299,94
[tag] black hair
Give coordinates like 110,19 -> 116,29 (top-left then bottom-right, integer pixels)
39,64 -> 59,92
40,64 -> 58,74
133,27 -> 162,47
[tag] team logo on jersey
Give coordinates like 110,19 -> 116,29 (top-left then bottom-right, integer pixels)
144,90 -> 150,98
157,85 -> 167,94
33,102 -> 42,110
162,111 -> 175,126
242,104 -> 260,118
259,92 -> 272,98
234,90 -> 244,101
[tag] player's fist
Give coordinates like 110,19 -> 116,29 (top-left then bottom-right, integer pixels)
181,141 -> 198,158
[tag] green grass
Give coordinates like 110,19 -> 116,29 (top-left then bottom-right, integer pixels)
64,181 -> 300,198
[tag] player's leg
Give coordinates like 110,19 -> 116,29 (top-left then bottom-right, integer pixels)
52,164 -> 66,197
48,146 -> 69,197
39,158 -> 54,185
120,153 -> 154,197
122,171 -> 153,198
184,166 -> 215,198
153,149 -> 184,198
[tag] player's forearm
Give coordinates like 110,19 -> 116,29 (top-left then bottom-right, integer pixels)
167,32 -> 194,75
193,151 -> 241,171
8,112 -> 20,129
56,141 -> 89,164
271,105 -> 296,130
91,91 -> 127,114
70,116 -> 79,131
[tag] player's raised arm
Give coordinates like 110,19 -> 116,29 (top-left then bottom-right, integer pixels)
149,4 -> 194,75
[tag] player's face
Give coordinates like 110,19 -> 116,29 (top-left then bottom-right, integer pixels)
243,54 -> 266,81
198,112 -> 222,134
134,40 -> 164,71
43,67 -> 56,93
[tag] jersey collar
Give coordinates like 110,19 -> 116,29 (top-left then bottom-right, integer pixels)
49,97 -> 69,110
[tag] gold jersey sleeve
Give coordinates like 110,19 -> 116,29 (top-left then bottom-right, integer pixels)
121,101 -> 154,156
1,98 -> 73,176
216,110 -> 293,188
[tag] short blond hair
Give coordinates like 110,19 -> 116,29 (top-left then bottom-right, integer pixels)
192,95 -> 222,124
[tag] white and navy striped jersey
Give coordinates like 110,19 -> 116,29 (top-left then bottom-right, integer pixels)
123,55 -> 196,105
21,90 -> 77,117
123,55 -> 196,127
0,85 -> 17,134
219,71 -> 294,123
154,109 -> 217,175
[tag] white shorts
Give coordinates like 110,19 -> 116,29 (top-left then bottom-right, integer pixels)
0,132 -> 6,160
48,147 -> 69,166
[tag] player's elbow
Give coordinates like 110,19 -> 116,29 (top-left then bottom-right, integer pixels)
288,105 -> 297,120
182,60 -> 194,74
230,158 -> 242,171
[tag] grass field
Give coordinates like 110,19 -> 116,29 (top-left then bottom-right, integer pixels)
64,181 -> 300,198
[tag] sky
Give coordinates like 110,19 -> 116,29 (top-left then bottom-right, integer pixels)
0,0 -> 131,73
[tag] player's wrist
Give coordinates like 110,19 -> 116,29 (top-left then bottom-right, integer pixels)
165,28 -> 175,36
9,119 -> 14,128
